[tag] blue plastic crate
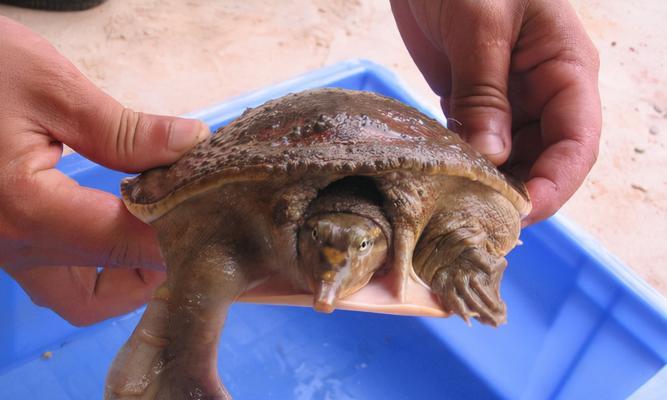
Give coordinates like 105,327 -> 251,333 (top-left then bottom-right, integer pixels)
1,59 -> 666,400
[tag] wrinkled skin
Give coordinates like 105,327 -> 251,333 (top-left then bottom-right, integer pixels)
105,89 -> 527,399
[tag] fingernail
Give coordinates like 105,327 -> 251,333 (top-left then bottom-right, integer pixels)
168,118 -> 210,152
468,133 -> 504,156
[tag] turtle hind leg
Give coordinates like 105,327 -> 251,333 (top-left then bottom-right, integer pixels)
104,245 -> 250,400
104,285 -> 173,399
154,244 -> 250,400
413,225 -> 508,327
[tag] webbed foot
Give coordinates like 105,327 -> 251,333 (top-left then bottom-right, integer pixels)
149,362 -> 230,400
104,285 -> 231,400
431,247 -> 507,326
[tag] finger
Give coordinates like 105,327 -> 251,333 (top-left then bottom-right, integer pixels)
412,0 -> 517,165
504,1 -> 601,225
503,122 -> 542,181
20,30 -> 209,173
89,267 -> 166,322
51,89 -> 210,172
1,114 -> 164,270
5,265 -> 165,326
524,82 -> 601,225
390,0 -> 452,98
20,169 -> 165,268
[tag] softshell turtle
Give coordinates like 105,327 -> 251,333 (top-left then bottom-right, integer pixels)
105,88 -> 530,399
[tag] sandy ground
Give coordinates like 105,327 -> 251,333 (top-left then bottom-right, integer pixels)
1,0 -> 665,296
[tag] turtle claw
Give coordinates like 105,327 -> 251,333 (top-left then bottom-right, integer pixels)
431,249 -> 508,327
458,274 -> 504,326
445,273 -> 475,326
471,275 -> 506,315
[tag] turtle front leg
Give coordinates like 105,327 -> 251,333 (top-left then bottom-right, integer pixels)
105,244 -> 251,400
375,173 -> 440,303
391,227 -> 418,303
413,224 -> 509,327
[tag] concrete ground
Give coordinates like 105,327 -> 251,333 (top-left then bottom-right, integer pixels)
1,0 -> 665,296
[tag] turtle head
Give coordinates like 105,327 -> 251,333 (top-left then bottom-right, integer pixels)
298,213 -> 388,313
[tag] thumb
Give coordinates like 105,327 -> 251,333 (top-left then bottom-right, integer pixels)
44,71 -> 210,173
437,3 -> 515,165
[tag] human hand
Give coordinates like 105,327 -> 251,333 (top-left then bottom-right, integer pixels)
0,17 -> 209,325
391,0 -> 601,225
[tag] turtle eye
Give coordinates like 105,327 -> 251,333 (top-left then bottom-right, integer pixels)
312,228 -> 318,240
359,239 -> 370,251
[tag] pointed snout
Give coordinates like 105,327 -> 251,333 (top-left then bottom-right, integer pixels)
313,250 -> 346,313
314,280 -> 338,313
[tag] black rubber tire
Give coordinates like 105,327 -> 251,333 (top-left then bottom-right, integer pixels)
0,0 -> 107,11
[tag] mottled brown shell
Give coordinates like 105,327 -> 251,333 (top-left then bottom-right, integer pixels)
121,88 -> 530,222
